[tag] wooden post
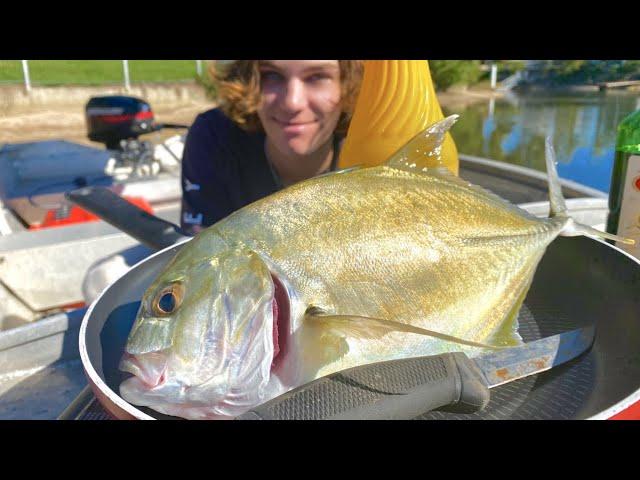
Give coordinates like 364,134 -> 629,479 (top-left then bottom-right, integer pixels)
0,208 -> 12,235
122,60 -> 131,91
21,60 -> 31,93
490,63 -> 498,90
196,60 -> 203,77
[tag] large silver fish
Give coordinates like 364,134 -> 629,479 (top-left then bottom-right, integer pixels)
119,116 -> 629,419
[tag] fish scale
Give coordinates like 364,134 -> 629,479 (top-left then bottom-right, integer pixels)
215,163 -> 566,381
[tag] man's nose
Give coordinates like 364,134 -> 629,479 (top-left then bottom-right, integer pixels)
281,79 -> 307,112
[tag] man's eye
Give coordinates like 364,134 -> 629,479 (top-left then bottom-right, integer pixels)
308,74 -> 331,82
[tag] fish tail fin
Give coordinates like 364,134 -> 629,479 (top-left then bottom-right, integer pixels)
545,138 -> 635,246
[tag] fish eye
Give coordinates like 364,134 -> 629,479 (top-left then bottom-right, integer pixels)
159,292 -> 176,312
152,283 -> 184,316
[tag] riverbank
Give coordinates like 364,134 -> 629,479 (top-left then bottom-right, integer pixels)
0,82 -> 501,145
437,85 -> 504,110
0,82 -> 208,114
514,83 -> 640,94
0,83 -> 213,146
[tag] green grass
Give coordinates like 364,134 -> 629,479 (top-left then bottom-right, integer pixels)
0,60 -> 202,86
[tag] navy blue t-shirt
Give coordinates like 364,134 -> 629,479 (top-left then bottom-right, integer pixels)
180,108 -> 340,235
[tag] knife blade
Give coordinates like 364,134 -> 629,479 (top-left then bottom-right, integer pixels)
235,325 -> 595,420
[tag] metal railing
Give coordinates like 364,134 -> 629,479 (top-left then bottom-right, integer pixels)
1,60 -> 208,92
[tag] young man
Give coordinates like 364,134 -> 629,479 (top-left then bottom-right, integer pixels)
180,60 -> 363,234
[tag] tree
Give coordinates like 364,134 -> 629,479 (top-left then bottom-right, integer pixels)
526,60 -> 640,85
430,61 -> 482,90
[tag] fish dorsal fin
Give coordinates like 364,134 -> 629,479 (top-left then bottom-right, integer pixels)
386,115 -> 459,173
306,309 -> 503,350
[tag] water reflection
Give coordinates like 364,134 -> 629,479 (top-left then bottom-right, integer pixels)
444,91 -> 640,193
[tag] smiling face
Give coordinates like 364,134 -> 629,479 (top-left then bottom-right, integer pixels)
256,60 -> 342,158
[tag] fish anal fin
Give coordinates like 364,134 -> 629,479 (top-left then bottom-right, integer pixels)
386,115 -> 459,172
306,310 -> 503,350
544,137 -> 569,218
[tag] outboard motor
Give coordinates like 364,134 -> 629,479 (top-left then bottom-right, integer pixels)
86,96 -> 156,150
85,95 -> 188,178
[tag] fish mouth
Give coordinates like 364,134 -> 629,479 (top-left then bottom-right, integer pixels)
270,273 -> 290,372
119,352 -> 168,389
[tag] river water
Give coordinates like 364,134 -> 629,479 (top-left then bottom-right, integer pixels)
443,91 -> 640,193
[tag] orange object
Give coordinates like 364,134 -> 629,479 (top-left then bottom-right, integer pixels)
609,401 -> 640,420
339,60 -> 459,175
61,301 -> 87,311
30,196 -> 154,230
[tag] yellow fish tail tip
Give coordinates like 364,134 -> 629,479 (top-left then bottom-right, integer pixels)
428,114 -> 460,134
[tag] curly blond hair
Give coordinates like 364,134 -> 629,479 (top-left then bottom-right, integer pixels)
210,60 -> 364,136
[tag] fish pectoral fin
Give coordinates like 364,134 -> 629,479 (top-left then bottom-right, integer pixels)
306,311 -> 503,350
386,115 -> 459,172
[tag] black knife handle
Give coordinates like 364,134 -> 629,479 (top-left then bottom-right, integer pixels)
66,186 -> 189,251
236,352 -> 490,420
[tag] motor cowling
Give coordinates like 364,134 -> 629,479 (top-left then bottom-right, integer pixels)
86,96 -> 156,150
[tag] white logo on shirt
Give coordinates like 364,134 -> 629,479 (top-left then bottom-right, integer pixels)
184,179 -> 201,192
183,212 -> 203,225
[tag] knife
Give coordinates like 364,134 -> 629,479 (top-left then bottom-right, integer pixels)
235,325 -> 595,420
